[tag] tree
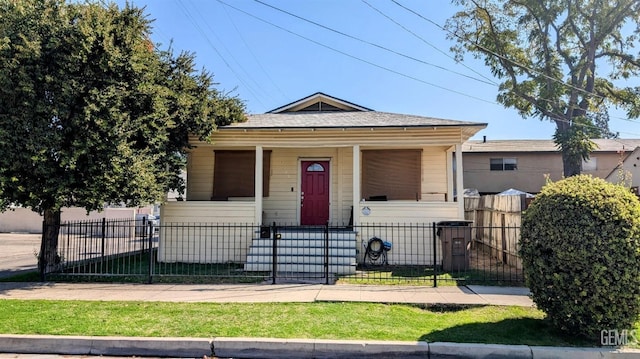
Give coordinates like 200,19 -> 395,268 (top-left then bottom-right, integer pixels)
0,0 -> 246,276
446,0 -> 640,176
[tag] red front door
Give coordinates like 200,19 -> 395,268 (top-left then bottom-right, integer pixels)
300,161 -> 330,225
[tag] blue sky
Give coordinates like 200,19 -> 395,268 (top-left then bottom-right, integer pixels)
116,0 -> 639,140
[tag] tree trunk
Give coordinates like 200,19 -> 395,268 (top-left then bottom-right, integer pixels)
562,150 -> 582,177
555,119 -> 583,178
38,209 -> 62,280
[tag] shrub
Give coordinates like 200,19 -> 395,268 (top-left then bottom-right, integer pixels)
520,175 -> 640,341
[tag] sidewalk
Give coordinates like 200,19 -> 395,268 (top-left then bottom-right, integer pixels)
1,282 -> 638,358
0,282 -> 534,306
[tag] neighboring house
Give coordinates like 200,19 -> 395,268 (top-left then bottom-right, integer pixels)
605,146 -> 640,196
462,138 -> 640,195
159,93 -> 486,271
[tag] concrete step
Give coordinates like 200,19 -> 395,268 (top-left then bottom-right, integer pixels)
264,230 -> 357,241
249,239 -> 356,249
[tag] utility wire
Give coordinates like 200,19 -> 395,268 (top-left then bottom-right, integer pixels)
391,0 -> 608,102
360,0 -> 497,86
185,0 -> 274,105
391,0 -> 640,134
176,0 -> 268,108
252,0 -> 496,87
218,0 -> 495,104
220,2 -> 288,101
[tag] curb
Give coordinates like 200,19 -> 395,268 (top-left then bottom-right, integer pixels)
0,334 -> 211,357
1,335 -> 640,358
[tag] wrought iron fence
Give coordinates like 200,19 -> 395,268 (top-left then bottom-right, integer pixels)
46,219 -> 524,286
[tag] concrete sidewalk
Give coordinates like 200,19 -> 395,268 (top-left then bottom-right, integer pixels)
0,282 -> 533,307
1,282 -> 639,358
0,282 -> 534,306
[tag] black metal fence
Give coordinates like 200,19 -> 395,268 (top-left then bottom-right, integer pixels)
45,219 -> 524,286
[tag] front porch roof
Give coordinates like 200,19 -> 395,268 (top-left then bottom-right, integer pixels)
222,111 -> 487,131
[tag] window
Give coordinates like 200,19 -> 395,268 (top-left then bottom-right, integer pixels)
490,158 -> 517,171
362,149 -> 421,200
582,157 -> 597,171
212,150 -> 271,199
306,163 -> 325,172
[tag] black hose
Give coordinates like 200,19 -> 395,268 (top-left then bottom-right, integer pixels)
365,237 -> 385,261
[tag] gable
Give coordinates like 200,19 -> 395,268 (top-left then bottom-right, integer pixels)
267,92 -> 372,113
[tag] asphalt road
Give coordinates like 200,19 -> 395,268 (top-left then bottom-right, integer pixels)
0,233 -> 40,279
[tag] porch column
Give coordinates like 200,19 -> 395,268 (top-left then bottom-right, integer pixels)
446,147 -> 454,202
255,145 -> 263,226
352,145 -> 360,226
455,143 -> 464,218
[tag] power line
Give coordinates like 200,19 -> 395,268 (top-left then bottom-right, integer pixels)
251,0 -> 496,87
176,0 -> 268,108
360,0 -> 497,86
390,0 -> 640,135
220,2 -> 288,101
217,0 -> 496,104
390,0 -> 609,103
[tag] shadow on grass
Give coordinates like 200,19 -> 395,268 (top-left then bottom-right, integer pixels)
420,318 -> 595,347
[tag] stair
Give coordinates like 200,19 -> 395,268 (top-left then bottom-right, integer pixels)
244,228 -> 357,275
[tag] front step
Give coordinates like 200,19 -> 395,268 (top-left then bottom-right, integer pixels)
244,228 -> 357,275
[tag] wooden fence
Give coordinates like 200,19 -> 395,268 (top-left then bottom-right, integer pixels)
464,194 -> 532,268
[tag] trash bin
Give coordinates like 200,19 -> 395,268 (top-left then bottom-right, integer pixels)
437,220 -> 472,271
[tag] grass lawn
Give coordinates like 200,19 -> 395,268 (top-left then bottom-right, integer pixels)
0,299 -> 623,348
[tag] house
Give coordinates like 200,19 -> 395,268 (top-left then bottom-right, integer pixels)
462,138 -> 640,195
159,93 -> 486,273
605,146 -> 640,196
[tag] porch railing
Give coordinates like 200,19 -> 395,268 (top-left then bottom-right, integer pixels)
45,219 -> 524,286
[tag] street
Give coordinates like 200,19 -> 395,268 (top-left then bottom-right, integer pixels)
0,233 -> 40,279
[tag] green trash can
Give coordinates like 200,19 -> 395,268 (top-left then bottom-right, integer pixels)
437,221 -> 473,271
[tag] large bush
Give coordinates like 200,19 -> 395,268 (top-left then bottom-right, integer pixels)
520,175 -> 640,340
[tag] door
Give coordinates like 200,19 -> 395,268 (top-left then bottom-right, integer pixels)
300,161 -> 330,225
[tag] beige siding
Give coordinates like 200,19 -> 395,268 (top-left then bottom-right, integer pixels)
186,147 -> 214,201
193,127 -> 466,148
262,147 -> 350,224
161,201 -> 255,224
185,143 -> 455,225
158,202 -> 255,263
463,152 -> 563,193
422,147 -> 448,200
356,202 -> 459,265
463,151 -> 629,194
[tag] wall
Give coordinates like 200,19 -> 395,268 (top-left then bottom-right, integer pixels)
464,151 -> 629,194
463,152 -> 562,194
158,201 -> 256,263
186,145 -> 452,225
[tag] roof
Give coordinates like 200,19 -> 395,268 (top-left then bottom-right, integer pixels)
463,139 -> 640,153
223,111 -> 487,130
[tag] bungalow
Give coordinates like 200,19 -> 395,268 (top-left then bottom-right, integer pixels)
159,93 -> 486,273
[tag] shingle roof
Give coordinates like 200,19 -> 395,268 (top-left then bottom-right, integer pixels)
222,111 -> 487,129
463,139 -> 640,152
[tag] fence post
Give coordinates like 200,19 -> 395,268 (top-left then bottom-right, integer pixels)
432,222 -> 438,288
147,221 -> 154,284
501,214 -> 507,264
39,220 -> 46,282
271,222 -> 277,285
101,218 -> 106,260
324,222 -> 329,285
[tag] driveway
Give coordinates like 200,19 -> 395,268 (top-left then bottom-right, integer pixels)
0,233 -> 40,279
